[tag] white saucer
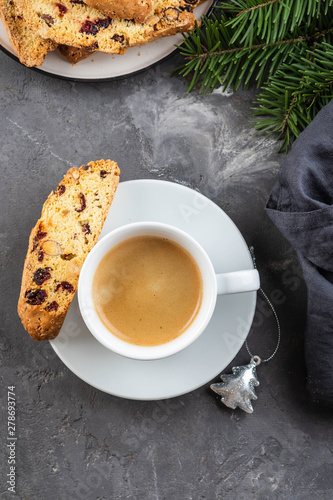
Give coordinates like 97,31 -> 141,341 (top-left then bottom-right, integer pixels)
50,180 -> 257,400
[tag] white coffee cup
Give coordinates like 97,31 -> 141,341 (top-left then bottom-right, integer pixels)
78,222 -> 259,360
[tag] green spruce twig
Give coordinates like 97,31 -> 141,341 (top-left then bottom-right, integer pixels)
174,0 -> 333,152
220,0 -> 328,47
252,42 -> 333,152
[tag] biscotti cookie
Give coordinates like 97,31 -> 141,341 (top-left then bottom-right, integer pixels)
17,160 -> 120,341
15,0 -> 201,53
58,44 -> 94,64
84,0 -> 153,24
0,0 -> 56,66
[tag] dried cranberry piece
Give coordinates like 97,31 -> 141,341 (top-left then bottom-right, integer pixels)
82,223 -> 91,234
57,185 -> 66,195
41,14 -> 55,26
95,17 -> 112,29
45,301 -> 59,312
75,193 -> 86,212
25,289 -> 47,305
100,170 -> 109,178
80,20 -> 98,35
55,3 -> 68,16
82,165 -> 90,170
38,251 -> 44,262
86,41 -> 99,51
37,231 -> 47,239
33,267 -> 52,285
55,282 -> 74,293
112,35 -> 124,43
32,237 -> 39,252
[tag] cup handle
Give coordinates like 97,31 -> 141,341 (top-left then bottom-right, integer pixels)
216,269 -> 260,295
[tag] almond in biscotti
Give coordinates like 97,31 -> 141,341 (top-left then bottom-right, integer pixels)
17,159 -> 120,341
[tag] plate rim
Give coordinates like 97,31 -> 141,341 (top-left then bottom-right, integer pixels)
49,178 -> 257,400
0,0 -> 217,82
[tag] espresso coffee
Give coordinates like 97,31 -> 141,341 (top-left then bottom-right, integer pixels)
92,235 -> 203,347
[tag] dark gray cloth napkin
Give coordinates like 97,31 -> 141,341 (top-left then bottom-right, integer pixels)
266,99 -> 333,407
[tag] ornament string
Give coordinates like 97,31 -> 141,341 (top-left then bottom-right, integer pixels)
245,247 -> 281,365
210,247 -> 281,412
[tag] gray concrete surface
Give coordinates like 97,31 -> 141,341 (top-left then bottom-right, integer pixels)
0,50 -> 332,500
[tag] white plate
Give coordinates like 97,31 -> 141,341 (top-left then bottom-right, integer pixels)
0,1 -> 213,80
50,180 -> 257,400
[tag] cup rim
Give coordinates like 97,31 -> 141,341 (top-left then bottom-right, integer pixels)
78,221 -> 217,360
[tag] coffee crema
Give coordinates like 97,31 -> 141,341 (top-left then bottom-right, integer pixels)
92,235 -> 203,347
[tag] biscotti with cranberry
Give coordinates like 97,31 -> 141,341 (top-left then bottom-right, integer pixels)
0,0 -> 57,67
15,0 -> 201,54
17,160 -> 120,341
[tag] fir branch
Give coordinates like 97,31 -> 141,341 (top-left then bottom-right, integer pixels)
280,94 -> 298,135
185,27 -> 333,61
236,0 -> 280,15
219,0 -> 333,47
175,11 -> 333,93
252,42 -> 333,152
173,0 -> 333,152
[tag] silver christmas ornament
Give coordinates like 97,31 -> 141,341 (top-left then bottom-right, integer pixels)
211,250 -> 281,414
210,356 -> 261,413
